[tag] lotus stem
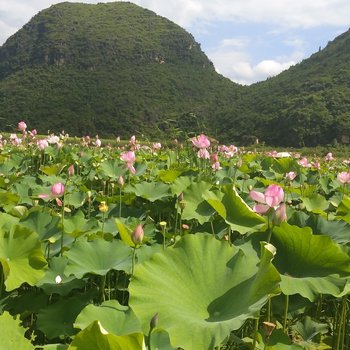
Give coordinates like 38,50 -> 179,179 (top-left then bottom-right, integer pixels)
131,246 -> 137,276
283,294 -> 289,332
100,274 -> 106,302
336,296 -> 347,350
119,187 -> 122,218
60,198 -> 65,256
0,263 -> 3,299
252,312 -> 260,350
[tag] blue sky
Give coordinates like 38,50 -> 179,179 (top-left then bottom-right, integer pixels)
0,0 -> 349,84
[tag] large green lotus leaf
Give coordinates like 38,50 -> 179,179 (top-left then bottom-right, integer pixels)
75,300 -> 141,335
64,210 -> 96,238
336,196 -> 350,223
271,222 -> 350,301
271,157 -> 299,174
0,311 -> 34,350
129,234 -> 280,350
302,194 -> 329,214
0,225 -> 47,291
68,320 -> 144,350
170,176 -> 193,195
181,181 -> 215,224
0,190 -> 20,212
0,212 -> 19,230
305,214 -> 350,245
19,207 -> 60,240
36,292 -> 94,339
157,169 -> 183,183
64,238 -> 132,278
203,185 -> 266,234
65,191 -> 87,209
37,256 -> 86,296
98,160 -> 126,180
2,289 -> 48,315
127,181 -> 171,202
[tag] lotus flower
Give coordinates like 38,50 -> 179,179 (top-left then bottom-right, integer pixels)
191,134 -> 210,149
337,172 -> 350,184
18,121 -> 27,132
39,182 -> 65,206
250,184 -> 284,215
286,171 -> 296,181
120,150 -> 136,174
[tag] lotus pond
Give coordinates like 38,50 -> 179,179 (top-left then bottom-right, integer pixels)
0,129 -> 349,349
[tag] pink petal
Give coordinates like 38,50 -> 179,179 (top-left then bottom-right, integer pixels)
253,204 -> 270,214
249,190 -> 266,203
38,194 -> 49,199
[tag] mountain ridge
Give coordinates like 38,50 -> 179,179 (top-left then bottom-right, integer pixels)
1,1 -> 350,146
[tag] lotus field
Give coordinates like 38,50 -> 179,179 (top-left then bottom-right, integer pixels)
0,124 -> 350,350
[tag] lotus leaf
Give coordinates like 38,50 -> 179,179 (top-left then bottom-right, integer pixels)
271,222 -> 350,300
75,300 -> 141,335
68,320 -> 144,350
129,234 -> 280,350
0,311 -> 34,349
64,238 -> 132,278
0,225 -> 47,291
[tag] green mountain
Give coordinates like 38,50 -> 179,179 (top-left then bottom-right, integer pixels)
242,29 -> 350,146
0,1 -> 350,146
0,1 -> 242,139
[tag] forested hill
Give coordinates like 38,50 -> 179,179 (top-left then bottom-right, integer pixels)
0,1 -> 242,139
0,1 -> 350,146
238,28 -> 350,147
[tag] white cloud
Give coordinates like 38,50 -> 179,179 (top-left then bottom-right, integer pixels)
207,36 -> 298,84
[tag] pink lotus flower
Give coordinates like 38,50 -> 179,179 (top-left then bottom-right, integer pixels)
197,148 -> 210,159
298,157 -> 311,168
120,151 -> 136,174
18,121 -> 27,132
337,172 -> 350,184
286,171 -> 296,181
250,184 -> 284,215
95,138 -> 101,147
325,152 -> 334,161
37,139 -> 49,150
191,134 -> 210,149
39,182 -> 65,206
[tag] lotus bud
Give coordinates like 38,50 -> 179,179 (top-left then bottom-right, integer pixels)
132,224 -> 144,245
99,201 -> 109,213
178,192 -> 185,210
55,275 -> 62,284
68,164 -> 75,177
272,203 -> 287,225
150,313 -> 158,330
117,175 -> 124,188
51,182 -> 65,197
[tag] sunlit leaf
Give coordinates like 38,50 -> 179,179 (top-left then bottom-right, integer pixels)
0,225 -> 47,291
271,222 -> 350,300
204,185 -> 266,234
0,311 -> 34,350
64,238 -> 132,278
68,320 -> 144,350
75,300 -> 141,335
129,234 -> 280,350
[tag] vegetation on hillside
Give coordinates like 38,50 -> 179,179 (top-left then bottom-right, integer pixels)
0,2 -> 350,146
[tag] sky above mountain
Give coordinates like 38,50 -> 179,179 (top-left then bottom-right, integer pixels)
0,0 -> 349,84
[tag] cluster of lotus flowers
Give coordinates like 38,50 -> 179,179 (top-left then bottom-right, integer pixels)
3,121 -> 350,187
